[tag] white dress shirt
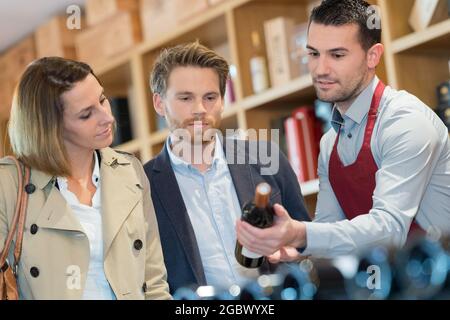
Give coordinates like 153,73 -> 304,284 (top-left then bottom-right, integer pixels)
303,76 -> 450,258
166,136 -> 260,291
57,152 -> 116,300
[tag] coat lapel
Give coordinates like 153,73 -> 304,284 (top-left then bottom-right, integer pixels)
152,148 -> 206,285
32,168 -> 85,233
224,139 -> 256,208
100,148 -> 141,258
34,186 -> 85,233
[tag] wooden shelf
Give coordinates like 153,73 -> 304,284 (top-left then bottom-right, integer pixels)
1,0 -> 448,202
113,139 -> 142,153
239,75 -> 314,111
391,19 -> 450,54
94,50 -> 132,77
223,105 -> 239,119
91,0 -> 256,78
136,1 -> 241,56
150,128 -> 170,145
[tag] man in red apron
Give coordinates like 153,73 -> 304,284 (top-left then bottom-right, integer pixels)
236,0 -> 450,260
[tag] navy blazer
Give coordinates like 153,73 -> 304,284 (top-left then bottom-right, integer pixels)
143,139 -> 311,293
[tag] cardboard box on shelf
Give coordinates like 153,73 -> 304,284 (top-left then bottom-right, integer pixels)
0,55 -> 14,121
208,0 -> 228,5
140,0 -> 177,41
409,0 -> 449,32
264,17 -> 301,88
0,81 -> 14,122
85,0 -> 139,26
75,11 -> 141,69
174,0 -> 209,23
0,83 -> 13,121
3,36 -> 36,87
35,15 -> 80,59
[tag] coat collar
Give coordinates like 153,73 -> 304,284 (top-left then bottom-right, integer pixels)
99,148 -> 141,256
31,147 -> 133,189
34,148 -> 141,256
222,138 -> 257,208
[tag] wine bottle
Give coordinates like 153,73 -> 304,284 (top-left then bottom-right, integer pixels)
235,182 -> 274,268
249,31 -> 269,94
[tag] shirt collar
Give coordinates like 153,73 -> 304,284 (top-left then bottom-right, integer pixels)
166,134 -> 224,172
57,151 -> 100,188
92,150 -> 100,187
331,76 -> 379,132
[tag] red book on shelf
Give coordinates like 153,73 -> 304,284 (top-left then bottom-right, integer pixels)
284,106 -> 320,182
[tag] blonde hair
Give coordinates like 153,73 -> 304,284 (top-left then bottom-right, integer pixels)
8,57 -> 99,177
150,41 -> 229,97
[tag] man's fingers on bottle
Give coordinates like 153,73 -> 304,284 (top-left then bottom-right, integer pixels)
273,203 -> 289,218
267,252 -> 281,263
282,247 -> 301,262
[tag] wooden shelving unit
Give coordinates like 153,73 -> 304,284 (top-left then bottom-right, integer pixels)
1,0 -> 449,213
379,0 -> 450,109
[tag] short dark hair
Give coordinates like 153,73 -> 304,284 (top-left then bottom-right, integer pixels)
150,42 -> 229,98
309,0 -> 382,51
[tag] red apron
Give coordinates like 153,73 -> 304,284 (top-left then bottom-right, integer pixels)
328,81 -> 421,234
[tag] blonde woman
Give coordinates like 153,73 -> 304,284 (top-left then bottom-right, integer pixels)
0,57 -> 171,300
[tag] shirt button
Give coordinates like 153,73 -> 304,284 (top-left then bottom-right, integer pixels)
25,183 -> 36,194
134,239 -> 143,251
347,133 -> 353,139
30,224 -> 39,235
30,267 -> 40,278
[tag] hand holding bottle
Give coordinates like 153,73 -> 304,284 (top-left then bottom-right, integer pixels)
236,203 -> 307,258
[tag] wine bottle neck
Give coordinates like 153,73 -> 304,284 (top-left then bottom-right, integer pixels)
254,183 -> 271,208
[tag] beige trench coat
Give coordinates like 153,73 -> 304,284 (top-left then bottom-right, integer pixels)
0,148 -> 171,300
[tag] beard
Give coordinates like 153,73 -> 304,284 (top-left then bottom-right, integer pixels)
165,110 -> 222,145
313,68 -> 369,105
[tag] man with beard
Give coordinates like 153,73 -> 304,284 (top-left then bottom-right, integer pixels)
143,42 -> 310,293
236,0 -> 450,260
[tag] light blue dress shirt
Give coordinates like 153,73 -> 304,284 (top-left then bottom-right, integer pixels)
166,136 -> 260,291
57,152 -> 116,300
303,76 -> 450,258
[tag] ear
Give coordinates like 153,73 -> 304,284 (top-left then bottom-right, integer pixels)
153,93 -> 165,117
367,43 -> 384,69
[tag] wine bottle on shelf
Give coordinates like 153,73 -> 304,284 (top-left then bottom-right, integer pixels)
235,182 -> 274,268
249,31 -> 269,94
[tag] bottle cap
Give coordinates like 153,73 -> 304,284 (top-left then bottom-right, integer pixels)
254,182 -> 271,208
